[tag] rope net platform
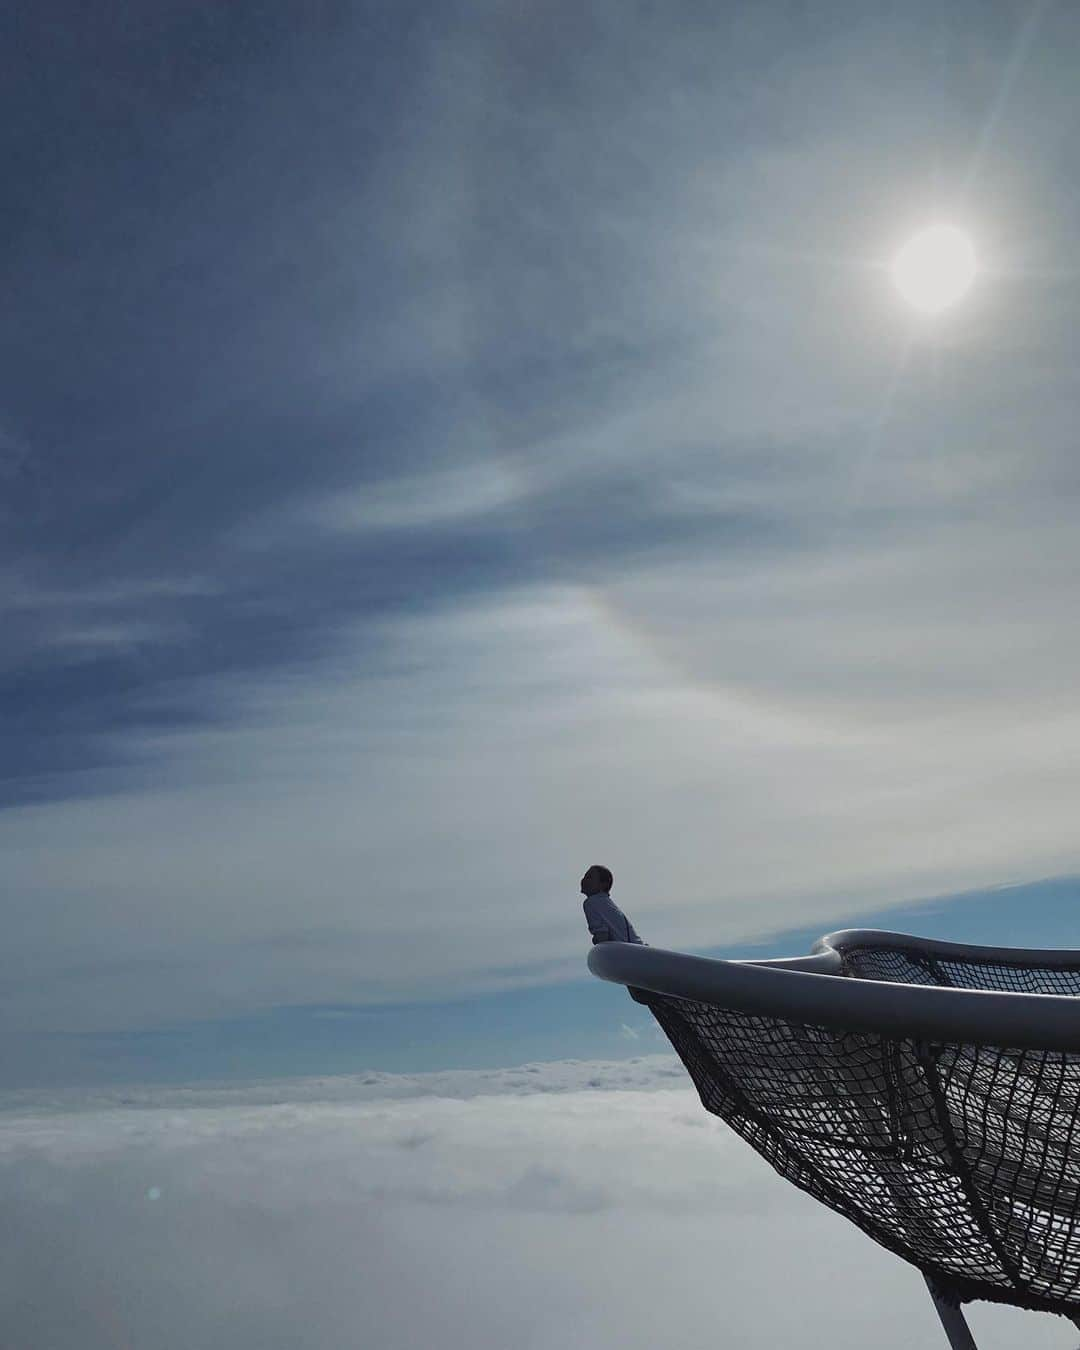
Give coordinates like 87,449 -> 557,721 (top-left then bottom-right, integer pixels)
588,930 -> 1080,1345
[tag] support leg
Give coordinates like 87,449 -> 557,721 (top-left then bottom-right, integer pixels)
924,1274 -> 978,1350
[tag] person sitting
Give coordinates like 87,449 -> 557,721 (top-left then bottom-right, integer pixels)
581,865 -> 643,945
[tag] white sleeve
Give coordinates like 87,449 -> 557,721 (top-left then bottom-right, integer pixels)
585,897 -> 615,942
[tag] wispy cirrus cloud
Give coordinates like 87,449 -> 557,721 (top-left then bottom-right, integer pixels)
5,0 -> 1080,1068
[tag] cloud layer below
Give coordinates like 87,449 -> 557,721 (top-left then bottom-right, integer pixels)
0,1057 -> 1073,1349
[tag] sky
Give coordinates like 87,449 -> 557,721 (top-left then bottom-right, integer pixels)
8,1 -> 1080,1344
6,0 -> 1080,1084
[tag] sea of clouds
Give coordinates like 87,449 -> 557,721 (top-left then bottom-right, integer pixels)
1,1055 -> 1074,1349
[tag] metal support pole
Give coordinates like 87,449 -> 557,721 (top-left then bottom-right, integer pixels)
924,1275 -> 978,1350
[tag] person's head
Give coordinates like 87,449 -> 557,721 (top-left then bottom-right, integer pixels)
580,864 -> 613,897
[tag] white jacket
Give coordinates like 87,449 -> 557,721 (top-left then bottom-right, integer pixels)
583,891 -> 643,945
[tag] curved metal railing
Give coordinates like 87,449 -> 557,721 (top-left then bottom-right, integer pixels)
588,929 -> 1080,1051
589,927 -> 1080,1341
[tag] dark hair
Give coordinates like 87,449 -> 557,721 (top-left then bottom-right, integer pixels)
589,865 -> 614,892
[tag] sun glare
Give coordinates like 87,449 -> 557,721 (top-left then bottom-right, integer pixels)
891,225 -> 976,314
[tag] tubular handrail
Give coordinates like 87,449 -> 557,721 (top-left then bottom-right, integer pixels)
588,930 -> 1080,1052
815,927 -> 1080,969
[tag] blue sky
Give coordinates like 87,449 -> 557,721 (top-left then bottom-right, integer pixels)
6,0 -> 1080,1089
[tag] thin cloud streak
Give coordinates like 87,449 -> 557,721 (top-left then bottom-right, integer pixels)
5,572 -> 1080,1038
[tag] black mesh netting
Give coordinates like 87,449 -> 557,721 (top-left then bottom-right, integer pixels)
641,941 -> 1080,1315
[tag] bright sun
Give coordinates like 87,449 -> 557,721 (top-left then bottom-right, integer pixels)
891,225 -> 976,314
